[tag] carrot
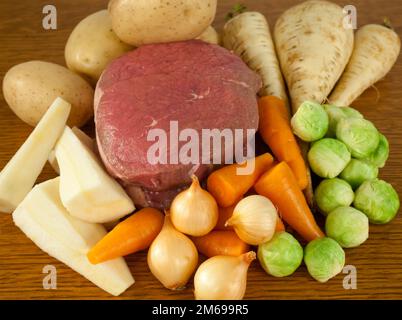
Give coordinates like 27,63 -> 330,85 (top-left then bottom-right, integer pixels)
275,217 -> 286,232
192,230 -> 250,257
258,96 -> 308,190
207,153 -> 274,208
329,24 -> 401,107
215,204 -> 237,230
87,208 -> 164,264
254,162 -> 324,242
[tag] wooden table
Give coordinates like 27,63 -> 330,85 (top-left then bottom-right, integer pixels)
0,0 -> 401,300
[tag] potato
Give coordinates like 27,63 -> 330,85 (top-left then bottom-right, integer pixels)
197,26 -> 220,45
109,0 -> 217,46
3,61 -> 94,127
65,10 -> 134,83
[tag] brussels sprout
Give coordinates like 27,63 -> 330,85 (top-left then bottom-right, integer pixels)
342,107 -> 363,119
336,118 -> 380,159
325,206 -> 369,248
308,138 -> 351,178
291,101 -> 329,142
367,133 -> 389,168
340,159 -> 379,189
304,237 -> 345,283
314,178 -> 354,215
257,232 -> 303,277
323,105 -> 363,137
354,179 -> 400,224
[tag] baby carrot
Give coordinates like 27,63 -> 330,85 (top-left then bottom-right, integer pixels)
275,217 -> 286,232
192,230 -> 250,257
207,153 -> 274,207
255,162 -> 324,242
87,208 -> 164,264
258,96 -> 308,190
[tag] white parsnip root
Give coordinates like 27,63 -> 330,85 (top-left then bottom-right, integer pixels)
223,11 -> 289,106
329,24 -> 401,106
274,0 -> 354,113
273,0 -> 354,208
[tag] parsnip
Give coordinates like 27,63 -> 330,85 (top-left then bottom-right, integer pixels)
274,0 -> 354,113
55,126 -> 134,223
13,178 -> 134,296
223,12 -> 289,106
48,126 -> 95,174
329,24 -> 401,106
273,0 -> 354,208
0,97 -> 70,213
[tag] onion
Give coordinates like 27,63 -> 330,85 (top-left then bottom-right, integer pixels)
171,175 -> 218,236
147,214 -> 198,290
226,195 -> 277,245
194,251 -> 256,300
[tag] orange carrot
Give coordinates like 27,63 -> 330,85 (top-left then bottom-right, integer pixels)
276,217 -> 286,232
254,162 -> 324,242
87,208 -> 164,264
258,96 -> 308,190
215,199 -> 241,230
207,153 -> 274,208
192,230 -> 250,257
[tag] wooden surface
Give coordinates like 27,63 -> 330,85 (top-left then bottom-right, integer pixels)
1,0 -> 402,300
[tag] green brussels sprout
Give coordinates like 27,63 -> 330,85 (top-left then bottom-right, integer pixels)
354,179 -> 400,224
257,232 -> 303,277
340,159 -> 379,189
291,101 -> 329,142
314,178 -> 354,215
336,118 -> 380,159
367,133 -> 389,168
323,105 -> 363,137
342,107 -> 363,119
325,206 -> 369,248
308,138 -> 351,178
304,237 -> 345,283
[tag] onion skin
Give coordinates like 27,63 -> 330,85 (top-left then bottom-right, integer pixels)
171,175 -> 218,237
147,215 -> 198,290
226,195 -> 278,245
194,251 -> 256,300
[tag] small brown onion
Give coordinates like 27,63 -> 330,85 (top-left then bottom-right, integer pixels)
194,251 -> 256,300
147,215 -> 198,290
171,175 -> 218,236
226,195 -> 277,245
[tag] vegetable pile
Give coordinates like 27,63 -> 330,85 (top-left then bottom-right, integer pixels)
0,0 -> 401,299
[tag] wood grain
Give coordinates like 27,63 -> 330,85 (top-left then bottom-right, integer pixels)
1,0 -> 402,300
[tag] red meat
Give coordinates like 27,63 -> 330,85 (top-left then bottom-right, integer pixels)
95,40 -> 261,208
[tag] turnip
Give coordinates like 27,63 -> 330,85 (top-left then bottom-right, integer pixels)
274,0 -> 354,113
329,24 -> 401,106
223,12 -> 289,106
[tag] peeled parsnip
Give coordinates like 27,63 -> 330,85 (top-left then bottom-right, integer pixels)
274,0 -> 354,113
329,24 -> 401,106
223,12 -> 289,106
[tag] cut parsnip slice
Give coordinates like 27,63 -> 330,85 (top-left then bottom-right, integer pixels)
13,178 -> 134,296
48,127 -> 95,174
55,126 -> 134,223
0,97 -> 71,213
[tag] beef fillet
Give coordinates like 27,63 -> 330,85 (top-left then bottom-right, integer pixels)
95,40 -> 261,209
